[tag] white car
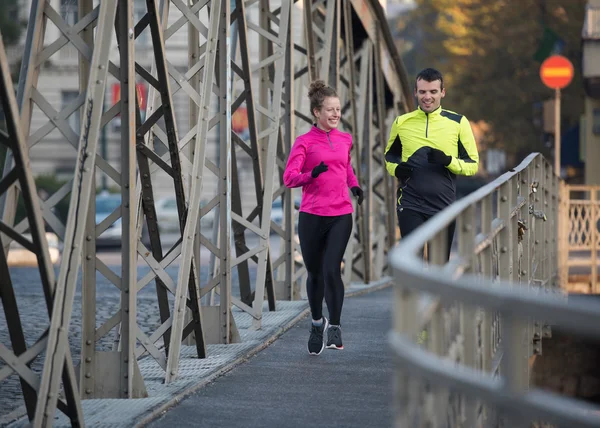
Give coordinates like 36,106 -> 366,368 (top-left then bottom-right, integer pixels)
95,193 -> 123,247
7,232 -> 60,266
155,197 -> 215,232
95,192 -> 150,247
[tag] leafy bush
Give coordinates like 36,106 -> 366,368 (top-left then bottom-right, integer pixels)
15,174 -> 70,228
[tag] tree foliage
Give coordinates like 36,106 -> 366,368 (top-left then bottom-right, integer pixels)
393,0 -> 587,158
0,0 -> 24,46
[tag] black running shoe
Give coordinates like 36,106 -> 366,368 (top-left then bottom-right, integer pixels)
326,325 -> 343,350
307,318 -> 328,355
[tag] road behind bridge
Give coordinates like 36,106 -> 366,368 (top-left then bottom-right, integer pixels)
148,288 -> 394,428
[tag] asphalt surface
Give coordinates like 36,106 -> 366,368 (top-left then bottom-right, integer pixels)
148,287 -> 394,428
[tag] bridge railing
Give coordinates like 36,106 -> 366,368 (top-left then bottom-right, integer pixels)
388,153 -> 600,427
564,185 -> 600,293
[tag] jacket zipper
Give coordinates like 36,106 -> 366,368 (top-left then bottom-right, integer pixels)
326,132 -> 333,149
425,113 -> 429,138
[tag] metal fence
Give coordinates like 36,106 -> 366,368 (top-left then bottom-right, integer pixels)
389,153 -> 600,427
564,185 -> 600,292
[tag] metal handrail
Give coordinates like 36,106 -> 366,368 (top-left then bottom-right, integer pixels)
388,153 -> 600,427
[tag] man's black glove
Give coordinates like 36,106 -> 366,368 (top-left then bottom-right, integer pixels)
351,187 -> 364,205
311,161 -> 328,178
394,163 -> 413,181
427,148 -> 452,166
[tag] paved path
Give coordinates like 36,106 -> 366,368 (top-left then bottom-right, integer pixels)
148,288 -> 394,428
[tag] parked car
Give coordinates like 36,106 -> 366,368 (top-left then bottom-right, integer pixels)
96,192 -> 150,247
7,232 -> 60,266
96,193 -> 122,247
271,199 -> 283,226
270,197 -> 302,229
154,197 -> 215,232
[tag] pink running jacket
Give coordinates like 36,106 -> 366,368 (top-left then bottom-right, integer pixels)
283,125 -> 359,216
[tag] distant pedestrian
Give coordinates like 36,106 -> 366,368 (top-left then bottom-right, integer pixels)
283,80 -> 363,355
385,68 -> 479,261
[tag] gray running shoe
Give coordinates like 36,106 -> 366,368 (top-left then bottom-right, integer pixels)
308,318 -> 328,355
326,325 -> 343,350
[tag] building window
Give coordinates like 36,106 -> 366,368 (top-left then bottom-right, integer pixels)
62,91 -> 80,134
60,0 -> 78,27
135,0 -> 149,48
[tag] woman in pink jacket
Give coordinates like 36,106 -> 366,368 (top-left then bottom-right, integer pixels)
283,80 -> 363,355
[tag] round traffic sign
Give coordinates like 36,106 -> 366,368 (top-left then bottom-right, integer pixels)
540,55 -> 574,89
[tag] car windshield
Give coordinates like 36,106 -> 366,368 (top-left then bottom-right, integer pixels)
96,196 -> 121,214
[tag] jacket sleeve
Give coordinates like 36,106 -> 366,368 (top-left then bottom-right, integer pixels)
283,137 -> 313,188
384,118 -> 402,178
447,116 -> 479,177
346,141 -> 359,188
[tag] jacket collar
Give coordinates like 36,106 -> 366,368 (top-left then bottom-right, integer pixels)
417,105 -> 443,117
311,123 -> 337,135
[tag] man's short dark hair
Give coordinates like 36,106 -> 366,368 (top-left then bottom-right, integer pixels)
415,68 -> 444,90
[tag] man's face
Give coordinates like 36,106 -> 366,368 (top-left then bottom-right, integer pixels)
414,78 -> 445,113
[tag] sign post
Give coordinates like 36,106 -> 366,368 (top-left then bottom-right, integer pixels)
540,55 -> 574,176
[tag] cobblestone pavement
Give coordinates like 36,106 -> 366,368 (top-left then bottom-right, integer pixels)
0,264 -> 254,423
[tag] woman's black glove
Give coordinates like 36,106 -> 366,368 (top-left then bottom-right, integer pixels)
311,161 -> 328,178
427,148 -> 452,166
394,163 -> 413,180
351,187 -> 364,205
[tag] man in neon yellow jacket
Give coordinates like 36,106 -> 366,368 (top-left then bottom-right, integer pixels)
384,68 -> 479,261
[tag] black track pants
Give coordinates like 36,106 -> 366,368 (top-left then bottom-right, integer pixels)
397,208 -> 456,262
298,212 -> 353,326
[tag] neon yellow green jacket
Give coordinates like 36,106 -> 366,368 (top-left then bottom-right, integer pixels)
384,106 -> 479,214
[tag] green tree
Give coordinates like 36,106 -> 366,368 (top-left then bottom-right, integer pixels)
393,0 -> 586,159
0,0 -> 24,46
15,174 -> 71,228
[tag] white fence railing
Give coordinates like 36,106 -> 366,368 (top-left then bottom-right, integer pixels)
564,185 -> 600,293
389,153 -> 600,427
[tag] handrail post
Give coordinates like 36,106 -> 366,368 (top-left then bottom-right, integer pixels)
502,313 -> 530,428
393,284 -> 419,426
427,230 -> 450,426
458,206 -> 478,426
591,188 -> 598,293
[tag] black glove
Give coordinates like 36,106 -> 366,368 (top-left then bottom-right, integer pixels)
394,163 -> 413,180
427,148 -> 452,166
351,186 -> 364,205
311,161 -> 328,178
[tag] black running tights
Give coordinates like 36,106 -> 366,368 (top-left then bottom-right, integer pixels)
298,212 -> 353,326
397,208 -> 456,262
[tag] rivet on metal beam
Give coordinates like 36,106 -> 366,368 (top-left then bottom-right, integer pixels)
501,196 -> 508,202
501,247 -> 508,253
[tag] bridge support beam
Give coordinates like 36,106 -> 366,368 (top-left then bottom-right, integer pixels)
0,0 -> 413,420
